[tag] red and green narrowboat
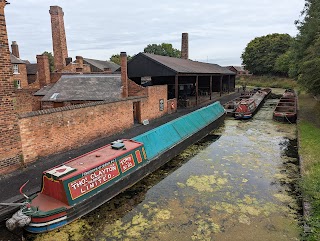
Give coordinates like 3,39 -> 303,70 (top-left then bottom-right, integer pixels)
234,88 -> 271,119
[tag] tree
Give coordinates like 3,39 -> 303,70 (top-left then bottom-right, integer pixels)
109,54 -> 133,65
292,0 -> 320,95
241,33 -> 293,75
42,51 -> 55,72
144,43 -> 181,58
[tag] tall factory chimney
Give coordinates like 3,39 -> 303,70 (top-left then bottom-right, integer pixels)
49,6 -> 68,71
181,33 -> 189,59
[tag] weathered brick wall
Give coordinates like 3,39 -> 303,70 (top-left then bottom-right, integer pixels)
141,85 -> 168,121
14,90 -> 41,114
167,98 -> 177,114
0,1 -> 23,174
12,63 -> 28,89
62,63 -> 91,73
128,79 -> 147,97
18,99 -> 135,164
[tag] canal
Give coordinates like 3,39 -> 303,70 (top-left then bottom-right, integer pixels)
4,97 -> 301,241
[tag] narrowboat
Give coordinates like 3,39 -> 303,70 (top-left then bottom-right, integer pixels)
273,89 -> 297,123
234,88 -> 271,119
2,101 -> 226,233
223,93 -> 253,116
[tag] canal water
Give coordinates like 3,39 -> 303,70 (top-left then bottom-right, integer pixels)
5,97 -> 301,241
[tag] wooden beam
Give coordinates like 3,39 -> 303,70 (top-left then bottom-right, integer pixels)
220,75 -> 223,97
209,75 -> 212,100
175,75 -> 178,100
228,75 -> 231,93
196,76 -> 199,105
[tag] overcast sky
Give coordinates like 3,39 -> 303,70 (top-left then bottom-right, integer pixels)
5,0 -> 305,66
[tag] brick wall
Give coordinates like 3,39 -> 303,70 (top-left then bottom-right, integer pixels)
0,1 -> 23,174
167,98 -> 177,114
62,62 -> 91,73
140,85 -> 168,121
12,63 -> 28,89
128,79 -> 148,97
14,90 -> 41,114
18,99 -> 136,164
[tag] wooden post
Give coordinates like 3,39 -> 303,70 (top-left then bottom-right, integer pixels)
228,75 -> 231,93
196,76 -> 199,105
220,75 -> 223,97
209,75 -> 212,100
175,75 -> 178,100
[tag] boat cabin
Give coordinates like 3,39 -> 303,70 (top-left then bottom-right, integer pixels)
40,140 -> 147,206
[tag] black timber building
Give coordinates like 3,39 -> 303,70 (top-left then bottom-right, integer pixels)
127,53 -> 236,106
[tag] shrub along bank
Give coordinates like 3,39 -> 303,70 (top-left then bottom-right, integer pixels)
298,93 -> 320,240
236,75 -> 298,89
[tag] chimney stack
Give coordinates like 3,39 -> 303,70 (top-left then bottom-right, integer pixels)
120,52 -> 128,98
76,56 -> 83,68
49,6 -> 68,71
181,33 -> 189,59
37,55 -> 51,88
11,41 -> 20,58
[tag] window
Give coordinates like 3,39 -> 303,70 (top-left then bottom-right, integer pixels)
14,80 -> 21,89
13,64 -> 19,74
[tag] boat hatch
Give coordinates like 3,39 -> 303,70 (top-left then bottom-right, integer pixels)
111,140 -> 125,150
46,165 -> 76,178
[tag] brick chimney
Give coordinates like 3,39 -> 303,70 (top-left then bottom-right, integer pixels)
76,56 -> 83,68
49,6 -> 68,71
0,0 -> 23,173
37,55 -> 51,88
11,41 -> 19,58
181,33 -> 189,59
120,52 -> 128,98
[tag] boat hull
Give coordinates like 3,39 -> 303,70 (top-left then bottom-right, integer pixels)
24,105 -> 225,233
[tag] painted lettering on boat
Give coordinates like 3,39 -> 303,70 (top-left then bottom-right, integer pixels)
68,162 -> 120,200
119,155 -> 135,173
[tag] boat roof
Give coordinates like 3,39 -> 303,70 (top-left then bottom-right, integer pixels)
44,139 -> 143,181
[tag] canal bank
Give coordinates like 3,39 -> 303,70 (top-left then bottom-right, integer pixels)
23,98 -> 301,241
0,92 -> 240,239
297,93 -> 320,240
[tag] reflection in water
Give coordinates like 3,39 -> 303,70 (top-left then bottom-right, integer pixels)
25,99 -> 301,241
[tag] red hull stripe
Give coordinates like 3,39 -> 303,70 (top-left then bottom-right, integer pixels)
31,211 -> 67,223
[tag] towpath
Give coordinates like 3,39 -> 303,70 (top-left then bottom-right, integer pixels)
0,92 -> 240,221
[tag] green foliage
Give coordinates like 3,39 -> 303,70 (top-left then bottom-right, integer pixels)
144,43 -> 181,58
42,51 -> 55,72
236,75 -> 297,89
292,0 -> 320,95
241,33 -> 293,75
109,54 -> 133,65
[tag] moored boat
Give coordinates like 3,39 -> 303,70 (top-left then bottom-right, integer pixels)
273,89 -> 297,123
234,88 -> 271,119
2,101 -> 226,233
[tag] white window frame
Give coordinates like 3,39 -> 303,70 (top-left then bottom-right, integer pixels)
13,64 -> 19,74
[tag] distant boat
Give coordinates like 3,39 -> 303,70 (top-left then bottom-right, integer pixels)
1,102 -> 226,233
234,88 -> 271,119
273,89 -> 297,123
223,92 -> 255,116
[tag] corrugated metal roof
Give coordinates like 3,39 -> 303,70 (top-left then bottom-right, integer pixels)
41,74 -> 122,102
83,58 -> 120,72
140,53 -> 235,75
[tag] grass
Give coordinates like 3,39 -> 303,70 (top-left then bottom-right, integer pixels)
298,94 -> 320,240
236,75 -> 298,89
